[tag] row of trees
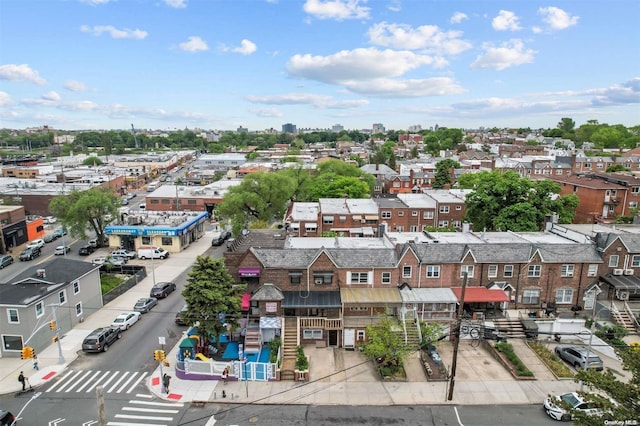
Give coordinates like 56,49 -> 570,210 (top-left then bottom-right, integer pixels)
543,118 -> 640,149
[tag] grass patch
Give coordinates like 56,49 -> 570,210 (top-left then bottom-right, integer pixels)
495,341 -> 534,377
527,341 -> 574,378
100,274 -> 125,294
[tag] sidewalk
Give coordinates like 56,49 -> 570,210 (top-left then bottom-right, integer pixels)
0,229 -> 216,396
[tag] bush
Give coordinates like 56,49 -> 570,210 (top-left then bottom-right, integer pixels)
295,345 -> 309,371
269,337 -> 281,365
495,342 -> 534,377
528,341 -> 573,378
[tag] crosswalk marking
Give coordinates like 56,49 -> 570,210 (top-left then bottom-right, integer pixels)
106,395 -> 184,426
122,407 -> 180,414
126,373 -> 148,394
43,370 -> 150,395
114,414 -> 174,421
75,371 -> 103,392
116,372 -> 140,394
65,370 -> 95,392
107,371 -> 131,393
107,422 -> 167,426
129,400 -> 184,407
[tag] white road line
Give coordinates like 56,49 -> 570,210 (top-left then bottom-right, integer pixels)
126,372 -> 148,394
65,370 -> 95,392
122,407 -> 180,414
75,371 -> 102,392
46,370 -> 76,392
114,414 -> 173,421
86,371 -> 112,393
107,422 -> 167,426
108,371 -> 131,393
52,370 -> 84,393
99,371 -> 120,391
129,400 -> 184,407
116,372 -> 139,393
454,407 -> 465,426
135,393 -> 153,399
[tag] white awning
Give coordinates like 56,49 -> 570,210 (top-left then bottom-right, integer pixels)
260,316 -> 282,329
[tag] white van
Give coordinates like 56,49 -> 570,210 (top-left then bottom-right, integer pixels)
137,246 -> 169,260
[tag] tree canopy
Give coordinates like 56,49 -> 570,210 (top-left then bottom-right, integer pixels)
362,316 -> 411,377
181,256 -> 245,350
432,158 -> 461,189
457,171 -> 578,231
48,187 -> 120,245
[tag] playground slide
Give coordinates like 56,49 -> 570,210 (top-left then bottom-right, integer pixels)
195,353 -> 209,361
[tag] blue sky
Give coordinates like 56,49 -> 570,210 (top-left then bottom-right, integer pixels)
1,0 -> 638,132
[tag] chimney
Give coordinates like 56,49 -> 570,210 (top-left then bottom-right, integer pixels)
36,269 -> 46,278
462,222 -> 471,233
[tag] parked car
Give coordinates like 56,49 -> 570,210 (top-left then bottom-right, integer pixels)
134,297 -> 158,313
0,255 -> 13,269
211,231 -> 231,246
93,256 -> 126,267
54,245 -> 71,255
89,236 -> 108,248
126,192 -> 136,199
0,409 -> 16,426
544,392 -> 603,421
19,247 -> 41,261
121,197 -> 129,205
26,239 -> 45,250
78,245 -> 95,256
111,249 -> 137,259
44,233 -> 58,243
150,282 -> 177,299
82,327 -> 122,353
175,304 -> 188,326
555,345 -> 604,371
111,312 -> 141,331
44,216 -> 57,224
137,246 -> 169,259
110,255 -> 129,264
52,227 -> 67,239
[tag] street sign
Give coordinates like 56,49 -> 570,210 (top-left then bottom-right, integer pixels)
159,336 -> 166,345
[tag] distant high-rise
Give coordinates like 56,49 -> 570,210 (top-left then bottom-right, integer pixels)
282,123 -> 297,134
237,126 -> 248,133
332,124 -> 344,132
372,123 -> 385,134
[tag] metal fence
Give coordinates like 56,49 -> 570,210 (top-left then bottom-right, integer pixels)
102,265 -> 147,304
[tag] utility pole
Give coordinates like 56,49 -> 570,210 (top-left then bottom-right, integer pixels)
96,385 -> 106,426
48,304 -> 65,364
447,271 -> 468,401
131,124 -> 139,149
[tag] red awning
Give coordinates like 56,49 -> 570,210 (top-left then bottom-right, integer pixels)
238,267 -> 260,277
451,287 -> 509,303
241,293 -> 251,311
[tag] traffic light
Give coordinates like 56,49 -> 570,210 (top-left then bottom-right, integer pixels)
154,350 -> 165,361
52,336 -> 59,343
49,320 -> 56,330
21,346 -> 33,359
159,350 -> 165,361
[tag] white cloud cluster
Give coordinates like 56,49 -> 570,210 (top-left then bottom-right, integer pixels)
368,22 -> 472,55
0,92 -> 12,107
42,91 -> 61,101
0,64 -> 47,85
538,6 -> 579,30
246,93 -> 369,109
80,25 -> 148,39
79,0 -> 113,5
471,39 -> 535,71
179,36 -> 208,52
165,0 -> 187,8
450,12 -> 468,24
492,10 -> 521,31
303,0 -> 370,21
64,80 -> 89,92
233,39 -> 257,55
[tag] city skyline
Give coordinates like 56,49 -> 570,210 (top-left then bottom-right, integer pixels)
1,0 -> 638,132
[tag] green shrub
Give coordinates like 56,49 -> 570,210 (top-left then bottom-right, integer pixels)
269,337 -> 281,364
528,341 -> 573,378
295,345 -> 309,370
495,342 -> 534,377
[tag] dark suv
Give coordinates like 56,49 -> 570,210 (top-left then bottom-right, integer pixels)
78,245 -> 95,256
82,327 -> 122,353
150,282 -> 177,299
19,247 -> 41,261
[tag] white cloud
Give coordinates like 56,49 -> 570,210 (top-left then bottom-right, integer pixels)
538,6 -> 579,31
345,77 -> 466,98
303,0 -> 370,21
287,47 -> 444,85
179,36 -> 209,52
590,78 -> 640,106
388,0 -> 401,12
42,91 -> 61,101
80,25 -> 148,39
0,92 -> 12,107
246,93 -> 369,109
64,80 -> 89,92
164,0 -> 187,8
0,64 -> 47,85
79,0 -> 114,5
367,22 -> 472,55
532,26 -> 543,34
233,39 -> 257,55
471,39 -> 535,71
450,12 -> 468,24
250,107 -> 283,118
492,10 -> 521,31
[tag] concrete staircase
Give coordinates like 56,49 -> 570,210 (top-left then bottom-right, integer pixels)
244,326 -> 261,354
281,317 -> 298,381
491,318 -> 526,339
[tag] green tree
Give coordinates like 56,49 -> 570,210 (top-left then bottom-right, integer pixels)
606,164 -> 628,173
557,117 -> 576,134
181,256 -> 246,351
571,348 -> 640,425
218,172 -> 295,235
82,157 -> 103,166
362,316 -> 411,376
48,187 -> 120,246
433,159 -> 461,189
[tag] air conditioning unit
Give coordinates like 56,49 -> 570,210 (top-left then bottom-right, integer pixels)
613,269 -> 624,276
616,290 -> 630,301
624,269 -> 634,276
314,278 -> 324,285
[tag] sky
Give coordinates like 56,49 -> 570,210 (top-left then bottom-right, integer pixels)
0,0 -> 639,133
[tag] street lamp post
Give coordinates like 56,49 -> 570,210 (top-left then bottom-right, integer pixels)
11,391 -> 42,426
581,304 -> 609,391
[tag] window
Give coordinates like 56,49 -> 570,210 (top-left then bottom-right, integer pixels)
556,169 -> 563,175
411,211 -> 418,217
313,271 -> 333,285
426,265 -> 440,278
460,265 -> 474,278
561,264 -> 575,277
504,265 -> 514,277
522,289 -> 540,304
528,265 -> 541,277
456,205 -> 462,210
596,163 -> 604,169
402,266 -> 412,278
142,236 -> 151,245
73,281 -> 80,295
393,181 -> 400,188
438,221 -> 449,228
339,215 -> 346,222
632,187 -> 640,194
322,216 -> 334,225
585,162 -> 591,169
630,202 -> 638,209
349,272 -> 370,284
303,329 -> 323,339
439,206 -> 450,213
35,302 -> 44,318
75,302 -> 83,316
2,335 -> 23,352
398,211 -> 404,216
423,211 -> 434,219
7,308 -> 19,324
381,272 -> 391,284
488,265 -> 498,278
289,271 -> 302,285
58,290 -> 67,304
161,237 -> 173,246
409,225 -> 418,232
357,330 -> 366,341
631,256 -> 640,268
609,255 -> 619,267
555,289 -> 573,304
396,226 -> 404,232
587,264 -> 598,277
